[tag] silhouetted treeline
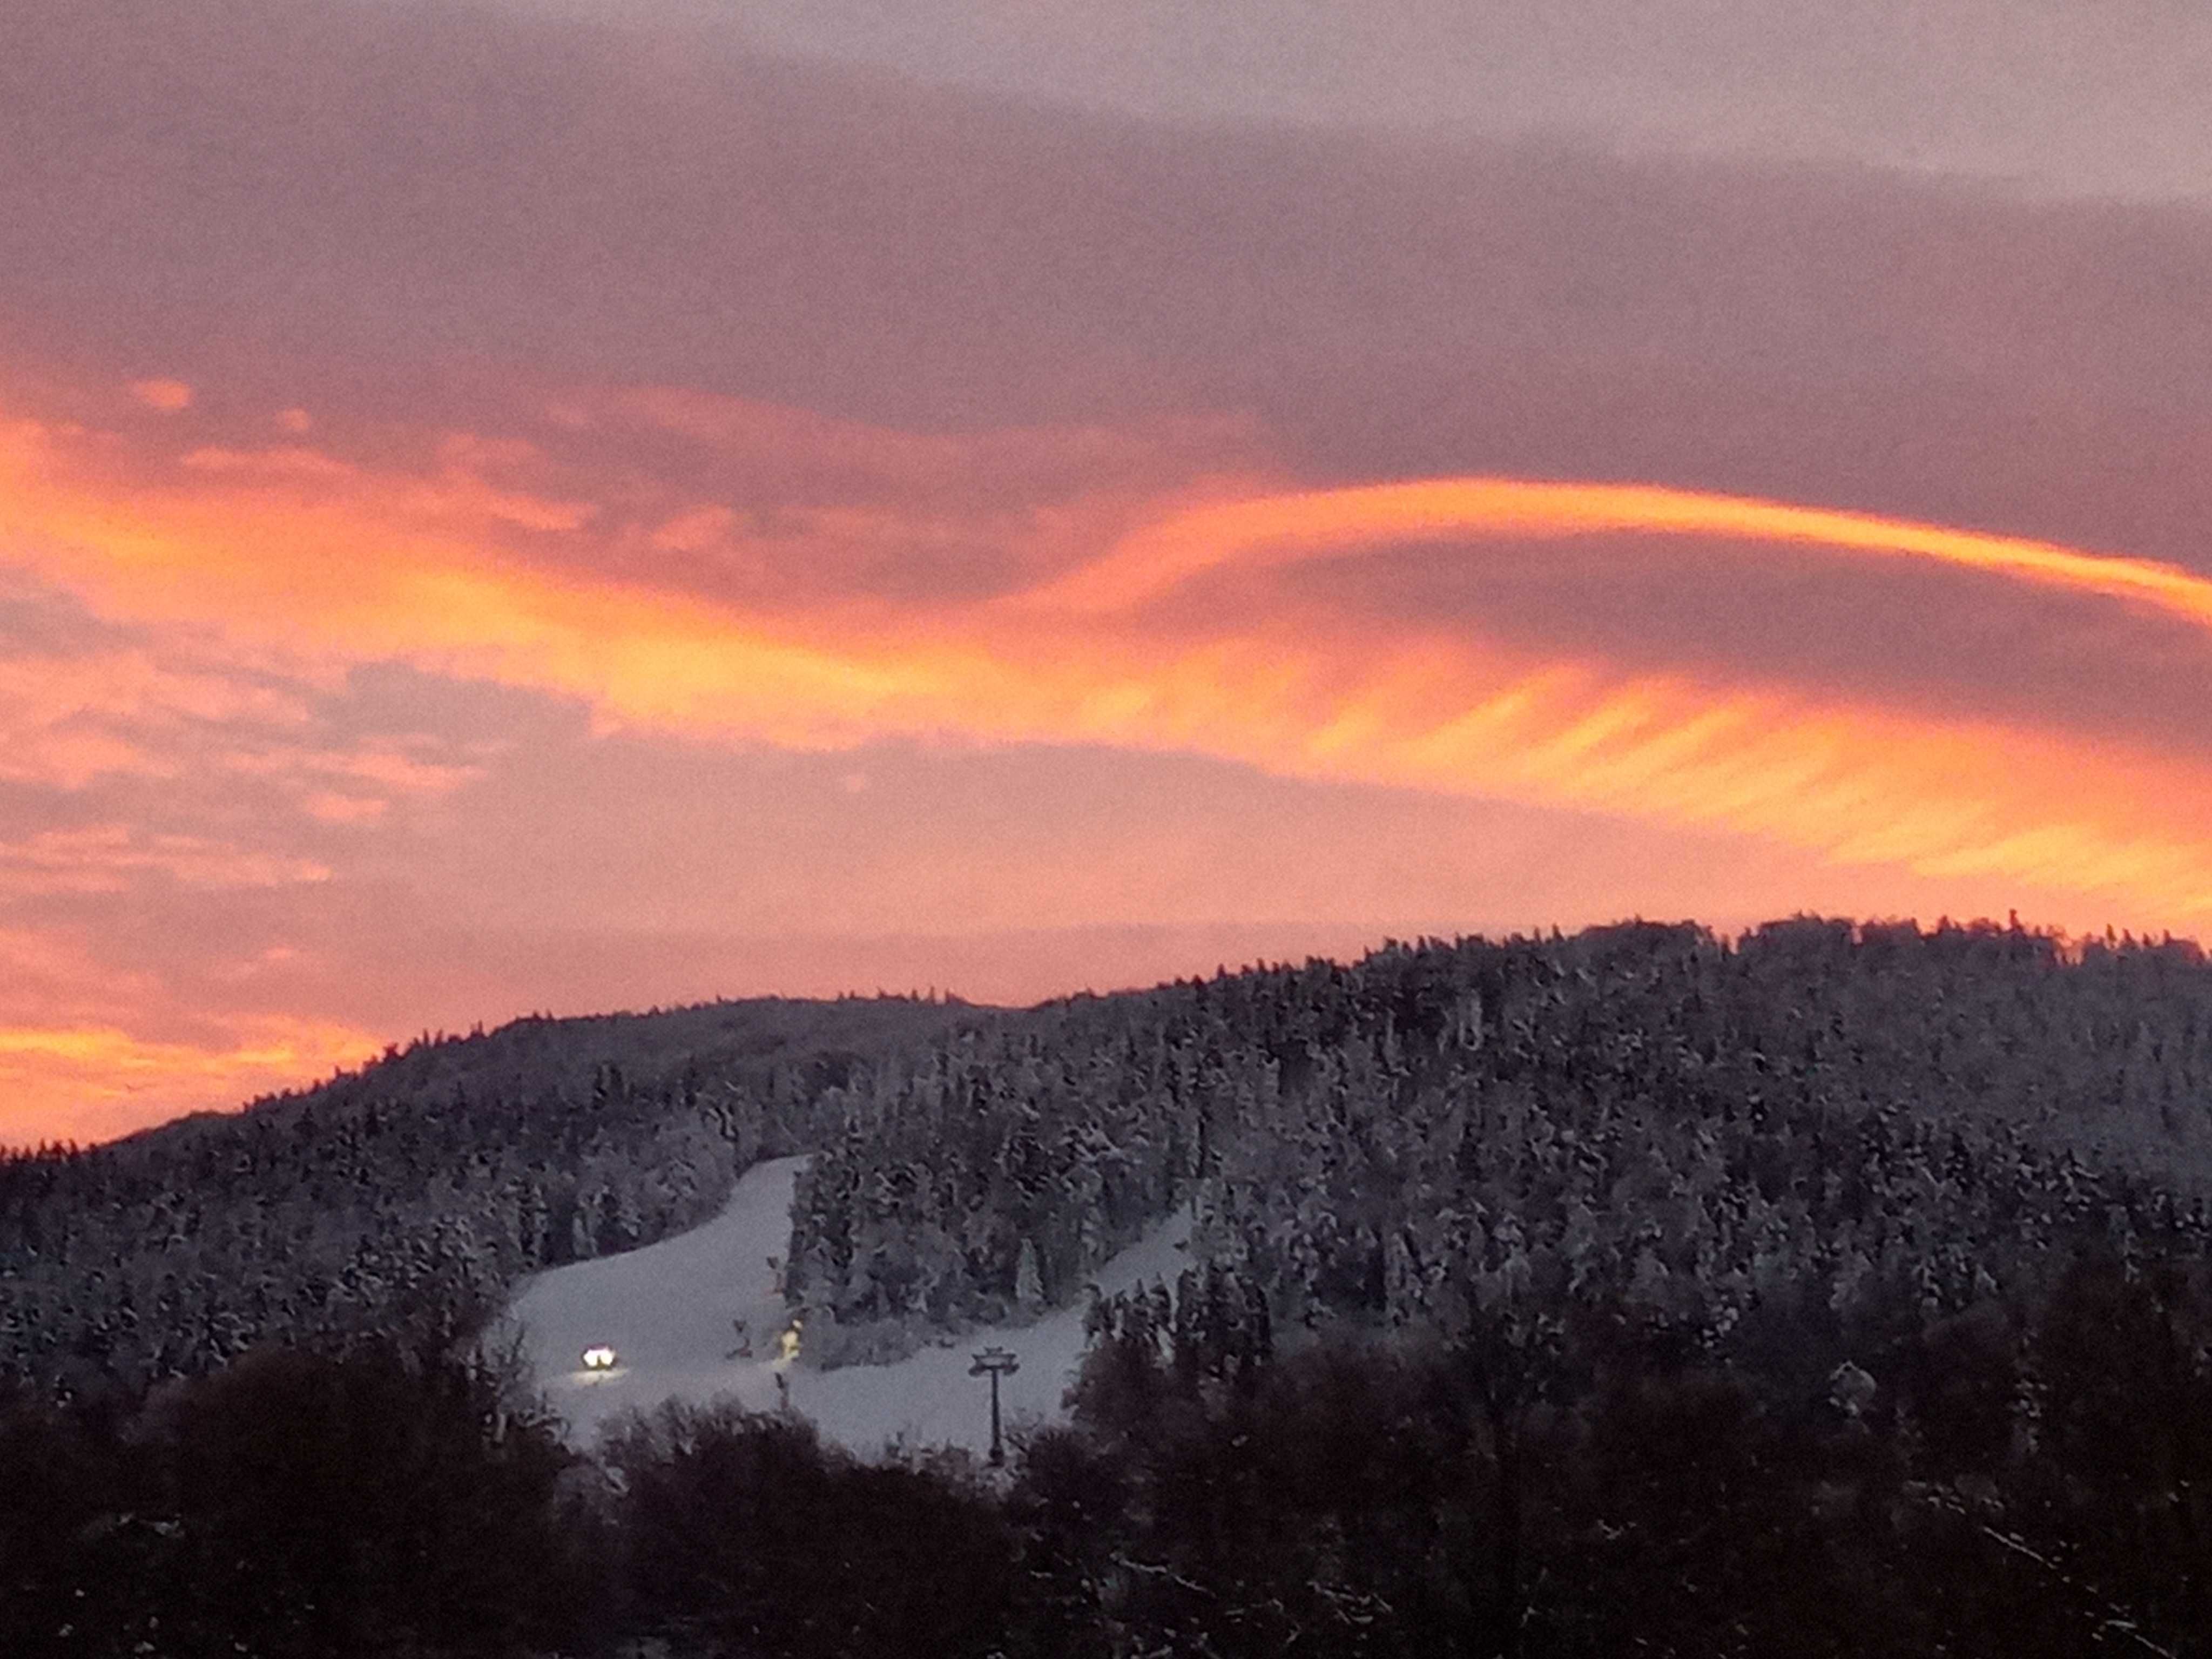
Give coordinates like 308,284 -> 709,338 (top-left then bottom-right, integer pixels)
1064,1247 -> 2212,1657
0,1330 -> 591,1658
7,1249 -> 2210,1657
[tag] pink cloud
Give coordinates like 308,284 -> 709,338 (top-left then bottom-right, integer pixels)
7,377 -> 2211,933
0,825 -> 329,896
128,377 -> 193,413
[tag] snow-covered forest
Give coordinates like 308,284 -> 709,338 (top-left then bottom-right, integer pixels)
7,918 -> 2212,1654
786,918 -> 2212,1360
9,920 -> 2212,1400
0,995 -> 973,1400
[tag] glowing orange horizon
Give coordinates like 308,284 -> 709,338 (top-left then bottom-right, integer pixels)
0,1017 -> 383,1148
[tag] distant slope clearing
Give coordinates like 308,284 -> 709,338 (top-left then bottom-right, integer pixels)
505,1155 -> 1195,1455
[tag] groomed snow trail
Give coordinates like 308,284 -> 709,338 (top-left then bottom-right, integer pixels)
503,1156 -> 1195,1456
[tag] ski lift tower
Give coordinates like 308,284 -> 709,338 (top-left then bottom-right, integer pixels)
969,1345 -> 1020,1466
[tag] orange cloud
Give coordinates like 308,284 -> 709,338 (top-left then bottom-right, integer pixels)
6,389 -> 2212,940
0,644 -> 312,787
128,377 -> 194,413
1026,477 -> 2212,637
0,918 -> 378,1146
300,791 -> 389,825
955,628 -> 2212,922
214,740 -> 487,826
0,825 -> 329,896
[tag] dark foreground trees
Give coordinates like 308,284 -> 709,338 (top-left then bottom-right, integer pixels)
603,1404 -> 1014,1659
1058,1257 -> 2212,1658
0,1338 -> 591,1658
8,1251 -> 2210,1658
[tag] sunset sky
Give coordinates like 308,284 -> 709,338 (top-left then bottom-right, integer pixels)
5,0 -> 2211,1143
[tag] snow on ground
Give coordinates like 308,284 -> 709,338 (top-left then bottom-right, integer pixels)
502,1156 -> 1195,1457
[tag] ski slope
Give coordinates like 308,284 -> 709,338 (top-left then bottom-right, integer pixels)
503,1156 -> 1195,1456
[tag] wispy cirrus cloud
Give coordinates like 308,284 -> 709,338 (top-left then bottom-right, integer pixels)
7,379 -> 2212,928
0,825 -> 329,897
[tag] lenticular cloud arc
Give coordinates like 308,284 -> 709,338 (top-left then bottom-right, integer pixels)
1029,477 -> 2212,636
995,478 -> 2212,924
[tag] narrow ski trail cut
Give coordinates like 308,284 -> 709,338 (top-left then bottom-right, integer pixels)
504,1155 -> 1195,1455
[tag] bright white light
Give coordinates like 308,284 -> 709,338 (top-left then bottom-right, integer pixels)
581,1345 -> 619,1371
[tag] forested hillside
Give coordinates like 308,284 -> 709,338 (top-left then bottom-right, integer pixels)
785,919 -> 2212,1362
0,995 -> 978,1400
10,918 -> 2212,1654
9,918 -> 2212,1407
